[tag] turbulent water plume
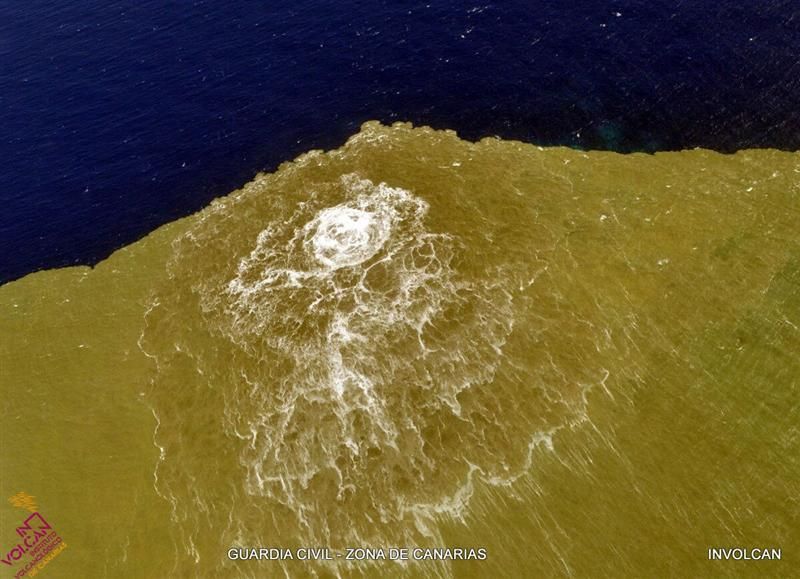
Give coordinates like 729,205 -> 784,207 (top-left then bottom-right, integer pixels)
141,136 -> 603,574
3,122 -> 798,578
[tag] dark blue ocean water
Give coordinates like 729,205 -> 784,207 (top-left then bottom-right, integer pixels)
1,1 -> 798,283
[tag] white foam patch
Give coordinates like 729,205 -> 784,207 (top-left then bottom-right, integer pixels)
307,206 -> 391,269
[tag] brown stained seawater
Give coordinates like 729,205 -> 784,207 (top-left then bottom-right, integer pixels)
1,122 -> 798,578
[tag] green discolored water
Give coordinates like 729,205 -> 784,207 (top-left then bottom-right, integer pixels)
1,122 -> 798,577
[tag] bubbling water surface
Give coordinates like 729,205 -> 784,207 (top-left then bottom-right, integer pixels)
307,206 -> 391,269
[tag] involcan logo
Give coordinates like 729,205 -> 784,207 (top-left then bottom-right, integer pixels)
1,493 -> 67,578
